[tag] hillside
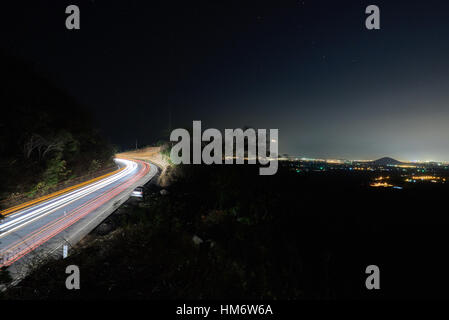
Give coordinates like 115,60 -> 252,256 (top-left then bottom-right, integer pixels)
371,157 -> 403,166
4,163 -> 449,299
0,52 -> 115,207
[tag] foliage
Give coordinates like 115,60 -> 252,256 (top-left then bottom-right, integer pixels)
0,267 -> 12,285
0,52 -> 115,205
6,163 -> 449,299
0,164 -> 360,299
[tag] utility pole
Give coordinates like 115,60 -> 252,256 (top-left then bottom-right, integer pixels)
136,139 -> 138,150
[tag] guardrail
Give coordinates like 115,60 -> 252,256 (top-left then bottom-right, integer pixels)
0,164 -> 121,216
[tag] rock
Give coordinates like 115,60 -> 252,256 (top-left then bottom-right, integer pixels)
192,235 -> 203,246
96,223 -> 113,235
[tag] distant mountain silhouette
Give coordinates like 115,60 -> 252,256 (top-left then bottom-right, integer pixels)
371,157 -> 403,166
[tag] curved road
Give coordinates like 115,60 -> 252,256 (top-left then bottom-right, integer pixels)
0,158 -> 157,271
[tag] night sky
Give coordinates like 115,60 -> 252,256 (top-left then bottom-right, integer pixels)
2,0 -> 449,161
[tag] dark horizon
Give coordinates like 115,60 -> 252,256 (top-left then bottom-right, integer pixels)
2,0 -> 449,161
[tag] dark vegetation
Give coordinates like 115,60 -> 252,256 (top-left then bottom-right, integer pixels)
0,52 -> 115,205
3,162 -> 449,299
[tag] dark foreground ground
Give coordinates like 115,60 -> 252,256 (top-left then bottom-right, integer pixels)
2,163 -> 449,299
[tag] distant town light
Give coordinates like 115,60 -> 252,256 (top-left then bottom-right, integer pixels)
370,182 -> 393,188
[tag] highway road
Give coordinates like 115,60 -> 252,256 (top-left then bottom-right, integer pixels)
0,158 -> 157,273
